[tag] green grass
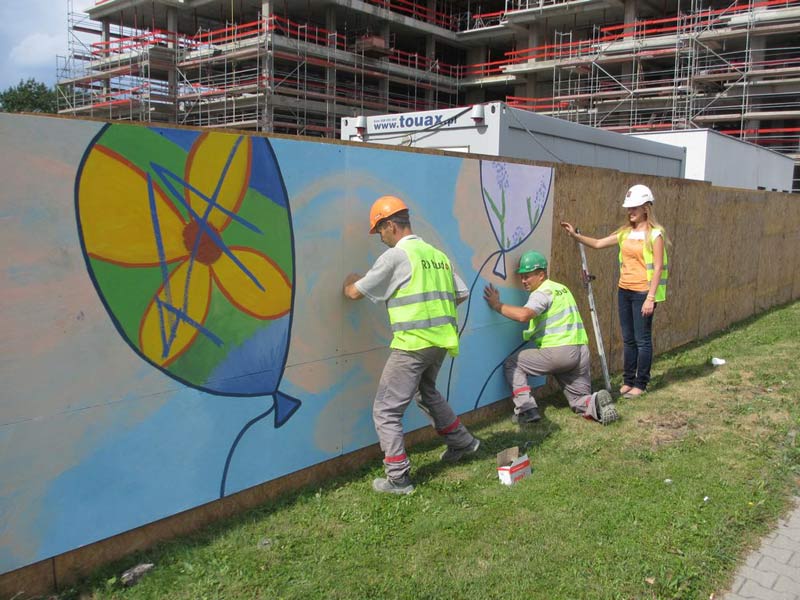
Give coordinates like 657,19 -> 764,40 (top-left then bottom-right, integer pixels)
63,302 -> 800,600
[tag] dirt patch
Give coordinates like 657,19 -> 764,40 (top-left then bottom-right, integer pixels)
636,413 -> 690,449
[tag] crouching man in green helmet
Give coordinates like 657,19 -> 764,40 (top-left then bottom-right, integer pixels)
483,250 -> 618,425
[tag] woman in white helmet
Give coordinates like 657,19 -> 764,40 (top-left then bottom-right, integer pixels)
560,184 -> 669,398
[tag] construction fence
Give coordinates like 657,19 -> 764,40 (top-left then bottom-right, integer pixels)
1,112 -> 798,597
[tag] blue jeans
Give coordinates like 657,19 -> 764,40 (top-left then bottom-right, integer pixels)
618,288 -> 654,390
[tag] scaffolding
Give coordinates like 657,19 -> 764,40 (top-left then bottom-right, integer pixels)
59,0 -> 191,121
59,2 -> 463,137
58,0 -> 799,185
501,0 -> 800,165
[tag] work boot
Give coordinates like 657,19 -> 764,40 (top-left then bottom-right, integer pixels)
512,407 -> 541,424
594,390 -> 619,425
440,437 -> 481,463
372,474 -> 415,495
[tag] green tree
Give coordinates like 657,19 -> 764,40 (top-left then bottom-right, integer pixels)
0,78 -> 58,113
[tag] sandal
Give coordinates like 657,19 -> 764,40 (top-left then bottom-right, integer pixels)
623,387 -> 646,398
619,385 -> 633,395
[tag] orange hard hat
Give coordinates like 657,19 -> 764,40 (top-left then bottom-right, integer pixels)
369,195 -> 408,234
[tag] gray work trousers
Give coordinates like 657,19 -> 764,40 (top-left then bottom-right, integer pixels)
374,346 -> 476,480
504,344 -> 602,421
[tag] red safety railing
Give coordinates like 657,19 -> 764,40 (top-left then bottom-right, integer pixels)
464,0 -> 630,31
504,34 -> 602,64
468,0 -> 800,73
470,10 -> 506,28
600,122 -> 676,132
719,126 -> 800,135
187,16 -> 350,50
91,29 -> 183,58
387,48 -> 461,77
190,17 -> 463,79
192,19 -> 263,45
363,0 -> 459,30
267,15 -> 348,49
506,95 -> 571,110
717,126 -> 800,151
460,57 -> 514,76
83,82 -> 157,110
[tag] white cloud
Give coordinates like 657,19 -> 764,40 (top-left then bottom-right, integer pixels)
0,1 -> 161,89
10,32 -> 67,68
0,1 -> 96,88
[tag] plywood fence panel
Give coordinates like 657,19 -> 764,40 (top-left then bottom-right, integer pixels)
691,188 -> 733,338
550,165 -> 626,377
659,180 -> 705,351
724,190 -> 762,327
792,209 -> 800,304
756,192 -> 800,312
792,194 -> 800,302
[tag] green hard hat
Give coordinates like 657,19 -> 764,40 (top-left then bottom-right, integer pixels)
517,250 -> 548,274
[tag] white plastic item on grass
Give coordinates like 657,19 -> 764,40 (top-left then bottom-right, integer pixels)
710,357 -> 726,366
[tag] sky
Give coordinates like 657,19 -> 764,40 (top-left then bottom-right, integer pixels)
0,0 -> 94,91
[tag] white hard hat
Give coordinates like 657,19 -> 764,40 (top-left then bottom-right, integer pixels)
623,184 -> 654,208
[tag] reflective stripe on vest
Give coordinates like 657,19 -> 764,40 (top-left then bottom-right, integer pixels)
617,227 -> 669,302
391,315 -> 457,332
387,238 -> 460,356
387,290 -> 455,308
522,280 -> 589,348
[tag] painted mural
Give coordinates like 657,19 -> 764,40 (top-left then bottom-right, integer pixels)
482,160 -> 552,280
0,113 -> 553,575
445,160 -> 553,403
76,126 -> 297,399
74,125 -> 302,497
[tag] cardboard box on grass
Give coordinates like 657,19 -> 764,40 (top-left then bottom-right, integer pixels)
496,447 -> 531,485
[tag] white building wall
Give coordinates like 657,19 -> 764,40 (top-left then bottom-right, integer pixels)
632,130 -> 793,192
498,104 -> 685,178
633,131 -> 709,182
342,102 -> 685,179
341,106 -> 501,155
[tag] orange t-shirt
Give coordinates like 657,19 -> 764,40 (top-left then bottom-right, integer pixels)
618,229 -> 661,292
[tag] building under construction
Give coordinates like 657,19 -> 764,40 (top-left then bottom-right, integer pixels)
57,0 -> 800,189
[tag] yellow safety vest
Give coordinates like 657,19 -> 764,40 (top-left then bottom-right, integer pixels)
617,227 -> 669,302
386,238 -> 460,356
522,279 -> 588,348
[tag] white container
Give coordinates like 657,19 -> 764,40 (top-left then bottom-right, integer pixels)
496,447 -> 532,486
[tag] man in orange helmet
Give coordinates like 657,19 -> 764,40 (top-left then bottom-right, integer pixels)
343,195 -> 480,495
